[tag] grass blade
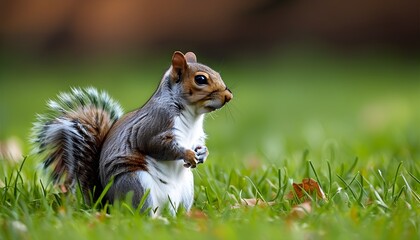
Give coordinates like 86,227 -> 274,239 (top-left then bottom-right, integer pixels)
391,162 -> 403,198
93,178 -> 114,210
401,174 -> 420,203
357,174 -> 364,205
309,161 -> 322,190
376,169 -> 387,199
407,171 -> 420,184
327,161 -> 332,197
393,185 -> 405,204
336,173 -> 364,207
270,169 -> 282,201
345,157 -> 358,176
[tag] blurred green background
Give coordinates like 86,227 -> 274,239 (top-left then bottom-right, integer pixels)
0,0 -> 419,165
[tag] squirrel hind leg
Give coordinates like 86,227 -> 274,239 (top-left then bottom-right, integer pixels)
107,173 -> 151,212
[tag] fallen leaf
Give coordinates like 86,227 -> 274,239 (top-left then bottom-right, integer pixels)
59,184 -> 68,193
186,209 -> 208,232
186,209 -> 208,220
95,212 -> 111,222
231,198 -> 275,209
288,201 -> 312,219
58,206 -> 66,216
11,220 -> 27,233
88,212 -> 111,228
285,178 -> 326,200
0,137 -> 23,163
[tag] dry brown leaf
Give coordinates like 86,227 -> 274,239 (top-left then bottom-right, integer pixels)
59,184 -> 68,193
186,209 -> 208,220
88,212 -> 111,228
0,137 -> 23,163
57,206 -> 66,216
285,179 -> 324,221
288,201 -> 312,220
231,198 -> 275,209
186,209 -> 209,232
285,178 -> 326,200
11,220 -> 28,233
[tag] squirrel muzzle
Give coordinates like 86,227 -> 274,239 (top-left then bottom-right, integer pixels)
202,87 -> 233,112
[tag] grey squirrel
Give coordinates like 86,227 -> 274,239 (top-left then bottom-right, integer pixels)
31,51 -> 233,215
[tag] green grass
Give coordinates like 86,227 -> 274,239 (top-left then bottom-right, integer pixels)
0,50 -> 419,239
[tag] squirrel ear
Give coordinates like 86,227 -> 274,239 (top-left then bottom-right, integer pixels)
184,52 -> 197,63
172,51 -> 187,73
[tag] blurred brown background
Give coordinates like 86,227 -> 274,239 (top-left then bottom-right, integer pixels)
1,0 -> 418,57
0,0 -> 419,159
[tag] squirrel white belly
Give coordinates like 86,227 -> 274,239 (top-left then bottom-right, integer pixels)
31,51 -> 232,215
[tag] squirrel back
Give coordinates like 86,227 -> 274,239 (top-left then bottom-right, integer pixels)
31,88 -> 123,202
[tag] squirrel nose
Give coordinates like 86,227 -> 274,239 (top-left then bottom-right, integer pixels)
224,88 -> 233,103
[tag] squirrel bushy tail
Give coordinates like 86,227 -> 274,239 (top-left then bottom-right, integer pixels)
31,87 -> 123,203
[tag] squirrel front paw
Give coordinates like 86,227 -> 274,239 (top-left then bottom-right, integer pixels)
183,149 -> 198,168
183,146 -> 209,168
194,145 -> 208,164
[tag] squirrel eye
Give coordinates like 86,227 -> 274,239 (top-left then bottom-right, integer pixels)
194,75 -> 208,85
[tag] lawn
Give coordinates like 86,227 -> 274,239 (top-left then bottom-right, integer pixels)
0,49 -> 419,240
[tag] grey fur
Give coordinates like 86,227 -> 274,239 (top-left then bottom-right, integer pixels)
106,172 -> 152,211
99,70 -> 191,206
31,87 -> 123,203
31,54 -> 232,213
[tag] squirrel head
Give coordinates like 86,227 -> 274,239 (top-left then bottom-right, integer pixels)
169,51 -> 233,114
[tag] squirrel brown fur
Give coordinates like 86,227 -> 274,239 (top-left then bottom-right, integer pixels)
31,51 -> 232,215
